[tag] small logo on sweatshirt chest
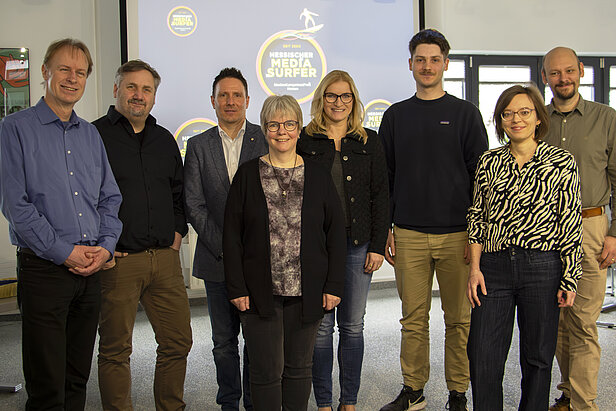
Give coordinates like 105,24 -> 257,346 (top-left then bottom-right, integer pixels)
440,120 -> 450,125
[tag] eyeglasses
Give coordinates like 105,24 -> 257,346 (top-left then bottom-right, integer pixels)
501,108 -> 535,121
266,120 -> 298,132
324,92 -> 353,104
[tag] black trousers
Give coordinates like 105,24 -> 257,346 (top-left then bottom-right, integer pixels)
240,296 -> 321,411
17,250 -> 101,411
467,247 -> 561,411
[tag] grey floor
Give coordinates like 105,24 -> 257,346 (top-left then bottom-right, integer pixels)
1,286 -> 616,410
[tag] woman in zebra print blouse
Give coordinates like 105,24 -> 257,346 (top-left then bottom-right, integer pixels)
465,85 -> 583,411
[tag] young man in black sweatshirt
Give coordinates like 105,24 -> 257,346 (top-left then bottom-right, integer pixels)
378,29 -> 488,411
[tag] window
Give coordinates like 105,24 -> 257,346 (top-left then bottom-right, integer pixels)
444,59 -> 466,100
448,54 -> 615,147
607,58 -> 616,110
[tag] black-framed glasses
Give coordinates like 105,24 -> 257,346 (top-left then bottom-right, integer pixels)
266,120 -> 298,132
324,92 -> 353,104
501,108 -> 535,121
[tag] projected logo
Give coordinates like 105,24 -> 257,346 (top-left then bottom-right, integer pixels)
174,118 -> 217,158
167,6 -> 197,37
362,99 -> 392,131
256,8 -> 326,104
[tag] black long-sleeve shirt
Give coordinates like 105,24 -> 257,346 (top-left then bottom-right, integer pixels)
93,106 -> 188,252
378,93 -> 489,234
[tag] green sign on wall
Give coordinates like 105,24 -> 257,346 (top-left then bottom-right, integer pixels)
1,48 -> 30,120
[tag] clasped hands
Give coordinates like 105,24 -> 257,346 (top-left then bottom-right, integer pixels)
63,245 -> 115,276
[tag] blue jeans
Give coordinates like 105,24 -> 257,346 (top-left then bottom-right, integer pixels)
205,280 -> 252,410
312,239 -> 371,407
467,247 -> 561,411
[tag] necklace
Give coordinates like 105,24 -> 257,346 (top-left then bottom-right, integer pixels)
268,153 -> 297,198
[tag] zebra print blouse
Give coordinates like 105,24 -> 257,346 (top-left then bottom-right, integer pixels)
467,141 -> 583,291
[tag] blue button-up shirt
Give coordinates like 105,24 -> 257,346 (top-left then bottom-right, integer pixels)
0,98 -> 122,264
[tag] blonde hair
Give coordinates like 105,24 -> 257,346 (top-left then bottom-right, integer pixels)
305,70 -> 368,143
260,95 -> 303,135
43,38 -> 93,76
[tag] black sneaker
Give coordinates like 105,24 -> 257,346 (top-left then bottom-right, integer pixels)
379,385 -> 426,411
445,391 -> 468,411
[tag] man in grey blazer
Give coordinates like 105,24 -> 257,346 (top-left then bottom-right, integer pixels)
184,67 -> 267,410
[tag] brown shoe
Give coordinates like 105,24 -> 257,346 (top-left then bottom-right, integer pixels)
549,393 -> 571,411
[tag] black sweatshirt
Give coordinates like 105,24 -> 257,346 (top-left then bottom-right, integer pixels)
378,93 -> 488,234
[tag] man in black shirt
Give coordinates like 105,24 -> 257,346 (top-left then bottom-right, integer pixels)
93,60 -> 192,410
378,29 -> 488,411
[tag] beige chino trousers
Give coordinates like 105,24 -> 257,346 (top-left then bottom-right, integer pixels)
556,213 -> 608,411
393,226 -> 471,393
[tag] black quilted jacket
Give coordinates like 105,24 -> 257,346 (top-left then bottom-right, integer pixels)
297,127 -> 389,255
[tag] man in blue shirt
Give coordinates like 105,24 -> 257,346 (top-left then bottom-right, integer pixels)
0,38 -> 122,410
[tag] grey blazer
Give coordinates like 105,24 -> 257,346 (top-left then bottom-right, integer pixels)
184,121 -> 268,281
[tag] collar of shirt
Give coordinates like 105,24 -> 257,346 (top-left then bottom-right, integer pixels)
218,120 -> 246,182
499,140 -> 550,165
218,120 -> 246,142
34,97 -> 80,127
547,95 -> 587,117
531,140 -> 551,162
107,105 -> 157,130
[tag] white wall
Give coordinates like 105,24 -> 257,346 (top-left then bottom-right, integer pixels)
0,0 -> 120,276
425,0 -> 616,55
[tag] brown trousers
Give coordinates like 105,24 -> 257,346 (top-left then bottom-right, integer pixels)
97,248 -> 193,411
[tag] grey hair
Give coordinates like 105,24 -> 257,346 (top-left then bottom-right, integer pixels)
114,59 -> 161,91
260,95 -> 303,135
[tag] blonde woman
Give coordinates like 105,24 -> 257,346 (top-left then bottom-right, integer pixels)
298,70 -> 389,411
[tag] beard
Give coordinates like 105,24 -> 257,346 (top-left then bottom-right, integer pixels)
127,99 -> 147,117
553,82 -> 577,100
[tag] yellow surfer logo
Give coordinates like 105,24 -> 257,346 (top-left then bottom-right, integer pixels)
167,6 -> 197,37
363,100 -> 392,131
256,9 -> 326,104
174,118 -> 216,158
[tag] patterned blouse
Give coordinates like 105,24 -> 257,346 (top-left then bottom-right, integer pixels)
259,158 -> 305,296
467,141 -> 583,291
